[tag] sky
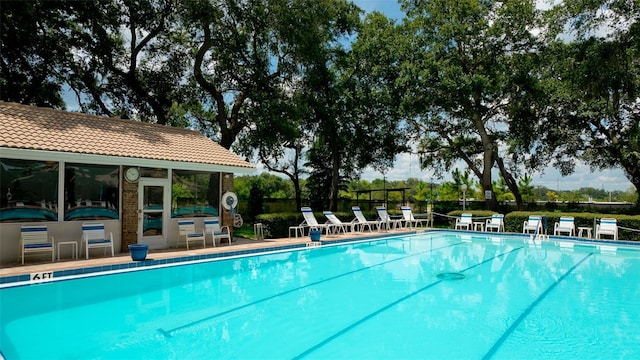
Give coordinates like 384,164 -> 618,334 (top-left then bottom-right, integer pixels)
350,0 -> 633,192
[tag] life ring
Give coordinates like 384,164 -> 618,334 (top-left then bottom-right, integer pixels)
221,192 -> 238,210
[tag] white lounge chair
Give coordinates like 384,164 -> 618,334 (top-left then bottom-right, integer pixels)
204,217 -> 231,246
323,211 -> 353,234
554,216 -> 576,236
522,215 -> 543,235
81,222 -> 115,259
301,207 -> 332,234
352,206 -> 381,232
485,214 -> 505,232
455,213 -> 473,230
177,219 -> 206,250
375,206 -> 403,231
20,225 -> 55,264
401,206 -> 428,228
596,218 -> 618,240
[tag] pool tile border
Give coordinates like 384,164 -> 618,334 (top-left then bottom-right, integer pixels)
0,243 -> 309,286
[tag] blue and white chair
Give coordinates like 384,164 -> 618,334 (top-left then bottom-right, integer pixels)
554,216 -> 575,236
401,206 -> 429,228
522,215 -> 543,235
81,222 -> 114,259
375,206 -> 403,231
177,219 -> 206,250
204,217 -> 231,246
323,211 -> 353,234
20,225 -> 55,264
455,213 -> 473,230
301,207 -> 332,234
596,218 -> 618,240
351,206 -> 381,232
485,214 -> 505,232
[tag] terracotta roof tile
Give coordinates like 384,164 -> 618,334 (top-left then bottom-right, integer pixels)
0,101 -> 254,170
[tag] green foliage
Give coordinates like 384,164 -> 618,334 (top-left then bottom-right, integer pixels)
390,0 -> 546,210
0,1 -> 69,107
546,191 -> 559,202
518,174 -> 535,202
255,212 -> 301,239
5,0 -> 640,212
436,182 -> 460,201
539,2 -> 640,206
172,184 -> 193,208
232,224 -> 258,239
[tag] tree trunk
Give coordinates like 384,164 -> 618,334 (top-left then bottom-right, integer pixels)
495,156 -> 523,210
329,148 -> 340,211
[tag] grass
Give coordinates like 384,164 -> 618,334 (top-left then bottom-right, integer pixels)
233,224 -> 257,239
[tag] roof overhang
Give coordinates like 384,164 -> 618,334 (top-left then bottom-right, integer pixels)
0,147 -> 256,175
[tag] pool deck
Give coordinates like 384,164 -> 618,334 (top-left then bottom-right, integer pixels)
0,228 -> 419,283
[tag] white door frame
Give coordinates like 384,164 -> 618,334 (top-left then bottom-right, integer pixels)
138,178 -> 171,249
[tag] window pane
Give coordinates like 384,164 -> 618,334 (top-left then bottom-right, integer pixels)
171,171 -> 220,218
142,185 -> 164,236
0,158 -> 59,222
64,163 -> 119,221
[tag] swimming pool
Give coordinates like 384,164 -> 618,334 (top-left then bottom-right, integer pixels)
1,231 -> 639,359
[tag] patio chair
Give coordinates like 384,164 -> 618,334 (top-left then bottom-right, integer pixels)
554,216 -> 576,236
81,222 -> 115,259
522,215 -> 543,235
204,217 -> 231,247
485,214 -> 505,232
177,219 -> 206,250
595,218 -> 618,240
352,206 -> 381,232
301,207 -> 332,234
20,225 -> 55,264
375,206 -> 403,231
323,211 -> 353,234
401,206 -> 429,228
455,213 -> 473,230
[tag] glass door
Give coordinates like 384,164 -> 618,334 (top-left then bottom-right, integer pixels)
138,179 -> 169,248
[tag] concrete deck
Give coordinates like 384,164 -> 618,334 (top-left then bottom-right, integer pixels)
0,228 -> 418,281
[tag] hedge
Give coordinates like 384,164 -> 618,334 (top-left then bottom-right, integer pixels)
447,210 -> 640,242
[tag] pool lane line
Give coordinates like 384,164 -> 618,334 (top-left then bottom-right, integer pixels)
291,246 -> 525,359
481,252 -> 594,360
157,241 -> 465,337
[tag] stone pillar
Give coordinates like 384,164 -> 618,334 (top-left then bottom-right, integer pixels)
221,172 -> 234,239
121,175 -> 138,250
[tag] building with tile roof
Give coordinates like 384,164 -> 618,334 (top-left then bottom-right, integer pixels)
0,101 -> 255,265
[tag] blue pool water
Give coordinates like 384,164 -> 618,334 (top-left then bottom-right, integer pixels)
1,232 -> 640,359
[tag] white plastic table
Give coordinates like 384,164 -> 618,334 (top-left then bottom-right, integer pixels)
577,227 -> 592,239
289,226 -> 305,238
254,223 -> 265,240
473,222 -> 485,231
57,241 -> 78,261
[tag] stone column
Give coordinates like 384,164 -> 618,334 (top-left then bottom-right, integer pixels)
121,174 -> 138,250
221,172 -> 234,239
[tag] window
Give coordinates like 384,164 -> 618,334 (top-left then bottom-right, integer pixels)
64,163 -> 119,221
0,158 -> 59,222
172,171 -> 220,218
